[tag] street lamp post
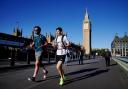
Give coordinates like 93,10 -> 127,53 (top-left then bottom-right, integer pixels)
47,48 -> 50,64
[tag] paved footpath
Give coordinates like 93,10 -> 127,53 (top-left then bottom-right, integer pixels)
0,58 -> 128,89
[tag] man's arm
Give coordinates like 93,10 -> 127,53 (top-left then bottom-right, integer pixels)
52,39 -> 57,49
30,42 -> 34,48
42,40 -> 48,47
40,36 -> 48,48
64,36 -> 70,48
29,30 -> 35,48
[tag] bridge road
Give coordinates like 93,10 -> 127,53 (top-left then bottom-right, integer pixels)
0,58 -> 128,89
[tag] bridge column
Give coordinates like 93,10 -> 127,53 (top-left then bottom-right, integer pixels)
125,43 -> 127,57
122,44 -> 124,56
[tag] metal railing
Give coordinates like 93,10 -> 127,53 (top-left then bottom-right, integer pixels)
115,57 -> 128,63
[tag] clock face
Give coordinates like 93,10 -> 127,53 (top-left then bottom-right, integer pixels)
84,22 -> 89,29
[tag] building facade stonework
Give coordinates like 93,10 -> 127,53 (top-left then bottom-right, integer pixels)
111,33 -> 128,57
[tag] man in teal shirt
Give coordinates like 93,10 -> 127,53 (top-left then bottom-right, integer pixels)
28,26 -> 48,81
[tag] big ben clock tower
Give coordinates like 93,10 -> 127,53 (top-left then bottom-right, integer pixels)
83,10 -> 91,55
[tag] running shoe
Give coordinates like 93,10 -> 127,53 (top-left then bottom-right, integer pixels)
28,77 -> 35,82
59,78 -> 64,86
43,70 -> 48,80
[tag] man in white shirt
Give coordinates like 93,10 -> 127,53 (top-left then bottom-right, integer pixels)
53,27 -> 70,86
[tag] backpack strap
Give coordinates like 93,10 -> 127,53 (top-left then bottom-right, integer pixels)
61,35 -> 66,49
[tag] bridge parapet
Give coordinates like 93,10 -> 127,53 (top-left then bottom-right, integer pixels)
112,56 -> 128,72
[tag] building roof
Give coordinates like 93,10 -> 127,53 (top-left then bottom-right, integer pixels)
111,33 -> 128,45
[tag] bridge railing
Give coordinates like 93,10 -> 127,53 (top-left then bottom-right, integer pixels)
112,56 -> 128,72
114,57 -> 128,63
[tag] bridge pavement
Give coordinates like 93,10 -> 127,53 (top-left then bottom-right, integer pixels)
0,58 -> 128,89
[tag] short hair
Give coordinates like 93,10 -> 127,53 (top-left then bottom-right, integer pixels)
56,27 -> 63,32
34,26 -> 41,32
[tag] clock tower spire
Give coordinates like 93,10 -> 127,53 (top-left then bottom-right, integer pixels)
83,9 -> 91,55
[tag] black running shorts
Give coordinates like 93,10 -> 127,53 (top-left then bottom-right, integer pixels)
56,55 -> 66,63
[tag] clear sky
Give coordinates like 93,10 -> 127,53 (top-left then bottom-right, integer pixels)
0,0 -> 128,49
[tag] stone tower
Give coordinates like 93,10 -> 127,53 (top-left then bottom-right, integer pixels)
83,10 -> 91,55
13,27 -> 22,37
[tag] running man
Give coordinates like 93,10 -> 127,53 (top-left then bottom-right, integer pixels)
53,27 -> 70,86
28,26 -> 48,81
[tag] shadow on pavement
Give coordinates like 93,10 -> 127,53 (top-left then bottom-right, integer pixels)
36,68 -> 98,82
66,68 -> 98,76
36,75 -> 59,82
67,61 -> 98,66
110,63 -> 117,67
64,69 -> 110,85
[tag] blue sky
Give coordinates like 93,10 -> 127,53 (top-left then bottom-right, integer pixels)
0,0 -> 128,49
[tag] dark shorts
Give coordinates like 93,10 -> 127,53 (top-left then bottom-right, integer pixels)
56,55 -> 66,63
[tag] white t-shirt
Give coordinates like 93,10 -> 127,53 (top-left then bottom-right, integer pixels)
55,35 -> 70,55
